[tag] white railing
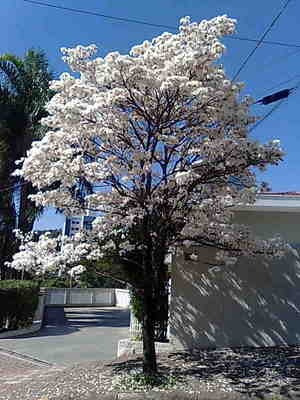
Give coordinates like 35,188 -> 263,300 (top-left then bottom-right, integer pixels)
45,288 -> 129,307
129,312 -> 142,339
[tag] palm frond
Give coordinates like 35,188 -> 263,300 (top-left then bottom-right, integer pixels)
0,48 -> 54,237
0,55 -> 25,95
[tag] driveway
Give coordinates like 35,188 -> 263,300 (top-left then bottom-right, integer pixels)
0,307 -> 130,365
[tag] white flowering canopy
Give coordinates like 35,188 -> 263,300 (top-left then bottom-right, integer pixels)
15,16 -> 287,266
7,230 -> 89,275
67,264 -> 86,278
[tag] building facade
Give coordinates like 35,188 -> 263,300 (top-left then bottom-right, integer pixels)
170,193 -> 300,350
62,215 -> 96,237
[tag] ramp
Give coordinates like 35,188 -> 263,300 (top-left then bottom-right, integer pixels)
42,307 -> 67,326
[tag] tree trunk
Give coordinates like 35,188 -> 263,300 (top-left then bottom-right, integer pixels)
0,234 -> 12,279
0,189 -> 17,279
142,284 -> 157,375
18,180 -> 36,232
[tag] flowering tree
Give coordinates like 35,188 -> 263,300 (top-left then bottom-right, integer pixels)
7,230 -> 88,278
14,16 -> 287,374
67,264 -> 86,287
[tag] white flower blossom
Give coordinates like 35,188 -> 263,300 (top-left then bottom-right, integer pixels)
10,15 -> 287,272
68,264 -> 86,277
7,231 -> 90,276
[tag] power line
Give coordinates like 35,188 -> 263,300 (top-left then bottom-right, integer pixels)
23,0 -> 177,30
23,0 -> 300,49
229,36 -> 300,49
0,181 -> 28,194
249,50 -> 300,98
258,48 -> 300,73
23,0 -> 299,108
232,0 -> 292,81
250,82 -> 299,132
250,99 -> 285,132
259,73 -> 300,96
22,0 -> 300,101
10,0 -> 300,157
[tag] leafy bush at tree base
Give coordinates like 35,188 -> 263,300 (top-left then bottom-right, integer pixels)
0,280 -> 39,330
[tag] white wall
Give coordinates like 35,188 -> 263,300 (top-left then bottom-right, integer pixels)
170,211 -> 300,350
45,288 -> 129,308
115,289 -> 131,308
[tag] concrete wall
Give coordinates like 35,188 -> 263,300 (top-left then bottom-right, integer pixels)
234,210 -> 300,243
170,211 -> 300,350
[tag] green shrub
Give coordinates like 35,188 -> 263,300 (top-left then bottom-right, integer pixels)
130,288 -> 143,322
130,287 -> 169,342
0,280 -> 39,331
38,277 -> 69,288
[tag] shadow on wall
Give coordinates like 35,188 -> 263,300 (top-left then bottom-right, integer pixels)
170,245 -> 300,350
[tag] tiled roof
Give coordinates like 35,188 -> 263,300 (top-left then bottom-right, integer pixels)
259,192 -> 300,196
236,192 -> 300,212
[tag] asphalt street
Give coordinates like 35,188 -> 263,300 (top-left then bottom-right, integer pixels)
0,307 -> 130,365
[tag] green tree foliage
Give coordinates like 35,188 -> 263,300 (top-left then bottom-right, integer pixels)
78,259 -> 128,288
0,49 -> 54,278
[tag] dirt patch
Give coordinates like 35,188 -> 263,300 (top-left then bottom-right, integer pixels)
0,351 -> 43,377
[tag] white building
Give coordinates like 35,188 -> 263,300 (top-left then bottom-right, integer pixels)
170,192 -> 300,350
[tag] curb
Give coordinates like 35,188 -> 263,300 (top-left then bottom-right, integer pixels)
0,321 -> 42,339
51,390 -> 255,400
117,338 -> 176,358
0,346 -> 54,367
94,392 -> 275,400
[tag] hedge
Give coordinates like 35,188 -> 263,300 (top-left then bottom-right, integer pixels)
0,280 -> 40,331
38,277 -> 69,288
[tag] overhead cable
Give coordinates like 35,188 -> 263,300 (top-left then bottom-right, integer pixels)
0,181 -> 28,194
23,0 -> 300,49
260,74 -> 300,94
250,99 -> 285,132
258,48 -> 300,73
232,0 -> 292,81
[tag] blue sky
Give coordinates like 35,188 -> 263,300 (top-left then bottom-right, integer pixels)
2,0 -> 300,229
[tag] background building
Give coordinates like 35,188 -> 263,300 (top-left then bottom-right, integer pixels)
63,215 -> 96,237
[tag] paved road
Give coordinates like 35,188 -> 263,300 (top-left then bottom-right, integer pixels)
0,307 -> 130,365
